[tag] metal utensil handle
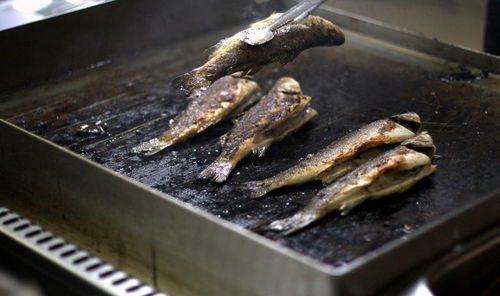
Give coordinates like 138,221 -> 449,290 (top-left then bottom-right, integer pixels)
266,0 -> 326,31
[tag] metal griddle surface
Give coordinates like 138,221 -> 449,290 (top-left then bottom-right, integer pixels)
3,27 -> 500,268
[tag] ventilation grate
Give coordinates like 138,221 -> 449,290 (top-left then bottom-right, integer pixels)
0,207 -> 167,296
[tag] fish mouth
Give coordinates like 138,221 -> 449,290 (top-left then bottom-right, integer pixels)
401,131 -> 436,158
390,112 -> 421,133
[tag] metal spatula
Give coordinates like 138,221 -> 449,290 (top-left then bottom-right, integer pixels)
241,0 -> 327,46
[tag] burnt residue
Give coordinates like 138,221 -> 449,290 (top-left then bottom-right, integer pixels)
3,29 -> 500,268
427,64 -> 489,82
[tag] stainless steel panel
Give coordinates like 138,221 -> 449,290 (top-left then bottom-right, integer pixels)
0,120 -> 337,296
0,207 -> 164,296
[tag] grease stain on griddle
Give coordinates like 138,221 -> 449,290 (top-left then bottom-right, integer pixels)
4,30 -> 500,268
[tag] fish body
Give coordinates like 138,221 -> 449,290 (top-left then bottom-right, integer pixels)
245,112 -> 422,197
267,132 -> 437,235
198,77 -> 317,183
174,14 -> 345,97
133,76 -> 261,155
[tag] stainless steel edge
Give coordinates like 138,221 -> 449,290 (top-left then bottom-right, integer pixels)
0,119 -> 340,296
0,206 -> 166,296
284,0 -> 500,73
403,224 -> 500,296
336,189 -> 500,295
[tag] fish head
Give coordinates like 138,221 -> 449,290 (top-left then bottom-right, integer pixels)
401,132 -> 436,158
304,15 -> 345,46
273,77 -> 302,94
207,76 -> 260,104
235,78 -> 261,101
390,112 -> 422,134
272,77 -> 312,114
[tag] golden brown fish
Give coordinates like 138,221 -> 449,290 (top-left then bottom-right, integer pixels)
266,132 -> 437,235
198,77 -> 317,183
174,14 -> 345,97
245,112 -> 422,197
133,76 -> 261,155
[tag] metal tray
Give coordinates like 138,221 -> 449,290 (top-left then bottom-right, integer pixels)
1,0 -> 499,295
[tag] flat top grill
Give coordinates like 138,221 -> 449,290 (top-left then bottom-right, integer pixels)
2,24 -> 499,269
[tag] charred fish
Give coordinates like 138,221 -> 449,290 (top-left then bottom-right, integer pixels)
198,77 -> 317,183
133,76 -> 261,155
174,14 -> 345,97
245,112 -> 422,197
266,132 -> 437,235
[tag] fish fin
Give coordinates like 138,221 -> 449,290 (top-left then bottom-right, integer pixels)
432,154 -> 443,160
172,69 -> 210,97
245,65 -> 264,76
204,40 -> 225,58
230,71 -> 246,78
252,144 -> 270,157
132,137 -> 173,155
198,158 -> 235,183
219,133 -> 229,146
242,180 -> 274,198
339,199 -> 364,216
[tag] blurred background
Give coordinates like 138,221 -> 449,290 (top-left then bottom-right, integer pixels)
0,0 -> 493,52
326,0 -> 487,51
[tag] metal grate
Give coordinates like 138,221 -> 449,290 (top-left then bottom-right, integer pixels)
0,207 -> 167,296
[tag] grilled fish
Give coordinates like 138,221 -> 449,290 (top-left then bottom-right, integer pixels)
133,76 -> 261,155
245,112 -> 422,198
198,77 -> 317,183
266,132 -> 437,235
174,14 -> 345,97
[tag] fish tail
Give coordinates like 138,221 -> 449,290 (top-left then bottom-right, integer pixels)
247,219 -> 282,238
198,157 -> 235,183
132,134 -> 176,155
173,69 -> 210,97
243,180 -> 275,198
268,212 -> 317,235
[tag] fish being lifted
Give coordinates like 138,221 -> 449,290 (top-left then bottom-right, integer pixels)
264,132 -> 437,235
245,112 -> 422,198
174,14 -> 345,97
133,76 -> 261,155
198,77 -> 318,183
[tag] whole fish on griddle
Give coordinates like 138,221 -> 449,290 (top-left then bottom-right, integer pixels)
133,76 -> 261,155
266,132 -> 437,235
174,14 -> 345,97
198,77 -> 317,183
245,113 -> 422,198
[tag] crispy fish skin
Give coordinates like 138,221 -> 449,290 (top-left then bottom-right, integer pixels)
245,112 -> 422,198
267,132 -> 437,235
198,77 -> 317,183
174,14 -> 345,97
132,76 -> 261,155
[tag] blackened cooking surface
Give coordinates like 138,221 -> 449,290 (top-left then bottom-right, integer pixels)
3,29 -> 500,267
